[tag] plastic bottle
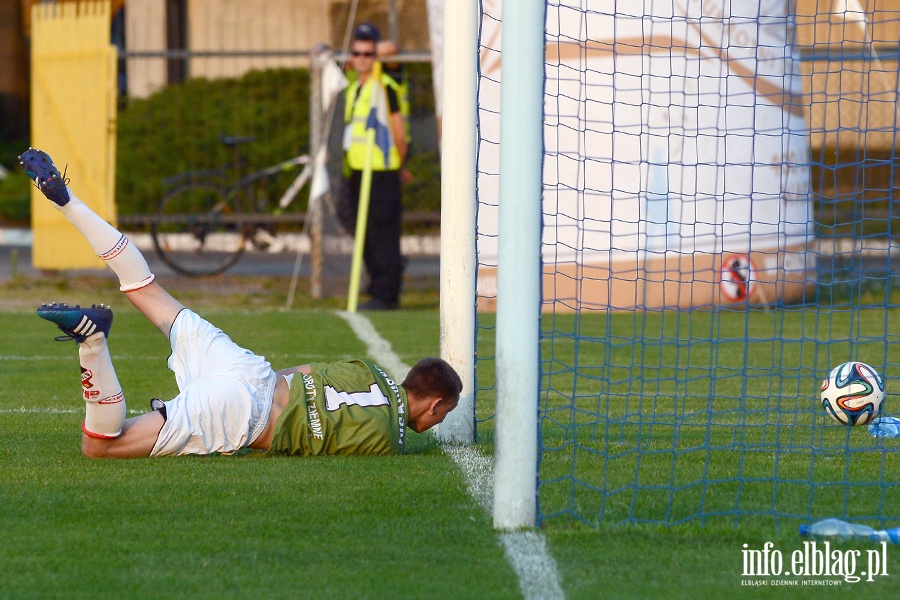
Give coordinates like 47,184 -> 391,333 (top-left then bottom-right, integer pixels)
868,416 -> 900,438
799,518 -> 876,540
870,528 -> 900,544
799,519 -> 900,544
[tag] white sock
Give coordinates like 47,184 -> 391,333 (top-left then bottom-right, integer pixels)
57,190 -> 155,292
79,333 -> 126,438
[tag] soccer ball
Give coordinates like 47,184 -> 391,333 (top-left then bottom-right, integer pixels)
820,361 -> 885,426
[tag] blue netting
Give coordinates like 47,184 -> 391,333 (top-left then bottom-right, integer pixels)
475,0 -> 900,529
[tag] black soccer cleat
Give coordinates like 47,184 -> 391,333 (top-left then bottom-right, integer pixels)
18,148 -> 70,206
37,303 -> 113,343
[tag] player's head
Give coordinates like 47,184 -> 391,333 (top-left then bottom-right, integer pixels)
402,357 -> 462,433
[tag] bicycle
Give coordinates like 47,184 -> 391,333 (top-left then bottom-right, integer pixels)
149,134 -> 313,276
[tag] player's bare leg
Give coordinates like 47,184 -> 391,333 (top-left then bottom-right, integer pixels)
22,148 -> 179,456
37,303 -> 123,437
19,148 -> 183,334
36,302 -> 165,457
122,281 -> 185,338
81,412 -> 166,458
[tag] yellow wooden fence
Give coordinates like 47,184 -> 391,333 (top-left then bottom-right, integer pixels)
30,0 -> 117,270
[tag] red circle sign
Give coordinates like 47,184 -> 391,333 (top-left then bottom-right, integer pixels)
720,254 -> 756,302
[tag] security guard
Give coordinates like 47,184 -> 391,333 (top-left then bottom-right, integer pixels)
343,23 -> 408,311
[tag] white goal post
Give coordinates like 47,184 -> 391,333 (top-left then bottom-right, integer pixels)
437,0 -> 543,530
492,0 -> 544,531
436,0 -> 478,444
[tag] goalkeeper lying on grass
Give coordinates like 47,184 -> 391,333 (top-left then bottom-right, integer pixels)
20,148 -> 461,458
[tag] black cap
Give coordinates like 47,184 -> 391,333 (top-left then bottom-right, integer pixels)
353,22 -> 381,42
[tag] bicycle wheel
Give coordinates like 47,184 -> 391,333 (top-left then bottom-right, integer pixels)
150,180 -> 247,276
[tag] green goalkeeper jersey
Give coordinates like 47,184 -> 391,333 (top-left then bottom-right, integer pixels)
268,359 -> 407,456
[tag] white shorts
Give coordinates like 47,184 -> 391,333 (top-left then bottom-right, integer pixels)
150,309 -> 276,456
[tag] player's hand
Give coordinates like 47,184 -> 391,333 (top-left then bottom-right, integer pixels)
399,167 -> 415,185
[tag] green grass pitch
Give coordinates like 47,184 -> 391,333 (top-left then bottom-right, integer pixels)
1,297 -> 898,598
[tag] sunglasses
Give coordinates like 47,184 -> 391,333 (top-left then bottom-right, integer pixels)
351,51 -> 376,57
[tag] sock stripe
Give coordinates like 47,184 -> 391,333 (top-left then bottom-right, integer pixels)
121,274 -> 156,293
99,235 -> 129,261
82,421 -> 120,440
98,391 -> 124,405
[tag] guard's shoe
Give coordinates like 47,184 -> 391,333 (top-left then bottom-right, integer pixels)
358,298 -> 398,311
18,148 -> 70,206
37,303 -> 113,343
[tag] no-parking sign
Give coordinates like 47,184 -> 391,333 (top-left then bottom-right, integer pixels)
720,254 -> 756,302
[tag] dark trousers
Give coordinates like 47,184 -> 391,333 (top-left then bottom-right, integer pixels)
347,170 -> 404,305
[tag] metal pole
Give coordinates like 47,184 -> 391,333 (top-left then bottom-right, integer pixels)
308,52 -> 324,300
388,0 -> 399,43
493,0 -> 544,530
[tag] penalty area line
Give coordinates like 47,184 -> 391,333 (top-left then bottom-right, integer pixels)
0,352 -> 335,362
335,310 -> 565,600
2,407 -> 159,416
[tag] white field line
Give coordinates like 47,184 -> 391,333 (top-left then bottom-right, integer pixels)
0,407 -> 82,414
2,350 -> 333,417
336,310 -> 565,600
0,354 -> 160,361
1,407 -> 152,416
0,353 -> 335,362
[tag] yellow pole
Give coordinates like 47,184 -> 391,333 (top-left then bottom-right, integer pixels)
346,62 -> 383,312
346,127 -> 376,312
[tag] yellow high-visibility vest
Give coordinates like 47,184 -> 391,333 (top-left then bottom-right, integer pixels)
343,73 -> 403,171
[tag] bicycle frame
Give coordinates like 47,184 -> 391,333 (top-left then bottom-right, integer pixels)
233,154 -> 312,212
150,136 -> 314,276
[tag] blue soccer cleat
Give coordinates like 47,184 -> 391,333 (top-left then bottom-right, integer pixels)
37,303 -> 113,343
18,148 -> 70,206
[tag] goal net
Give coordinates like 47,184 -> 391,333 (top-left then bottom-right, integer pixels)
476,0 -> 900,528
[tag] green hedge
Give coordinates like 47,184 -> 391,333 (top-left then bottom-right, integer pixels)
0,66 -> 440,227
116,65 -> 440,220
0,137 -> 31,227
116,68 -> 312,215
